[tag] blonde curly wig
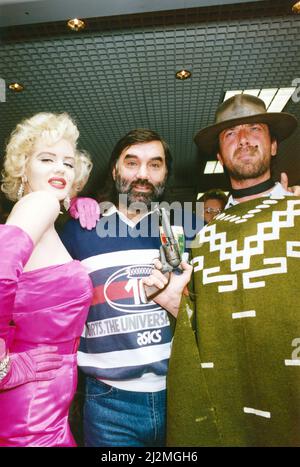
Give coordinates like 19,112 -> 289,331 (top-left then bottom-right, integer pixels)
1,112 -> 93,201
72,149 -> 93,197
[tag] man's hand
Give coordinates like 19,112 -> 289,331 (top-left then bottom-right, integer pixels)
69,197 -> 100,230
141,259 -> 193,318
280,172 -> 300,196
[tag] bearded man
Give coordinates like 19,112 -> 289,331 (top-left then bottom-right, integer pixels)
61,128 -> 193,447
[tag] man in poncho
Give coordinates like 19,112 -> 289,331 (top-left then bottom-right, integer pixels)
167,93 -> 300,446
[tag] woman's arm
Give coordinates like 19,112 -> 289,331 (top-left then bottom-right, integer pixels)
0,191 -> 63,389
6,191 -> 60,245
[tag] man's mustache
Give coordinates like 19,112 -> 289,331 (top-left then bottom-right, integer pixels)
234,145 -> 258,158
130,179 -> 154,190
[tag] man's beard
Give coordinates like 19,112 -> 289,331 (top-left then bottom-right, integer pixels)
114,173 -> 166,207
225,146 -> 270,181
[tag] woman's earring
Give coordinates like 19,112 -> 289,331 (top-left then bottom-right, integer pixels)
17,176 -> 27,200
63,195 -> 71,211
17,182 -> 24,200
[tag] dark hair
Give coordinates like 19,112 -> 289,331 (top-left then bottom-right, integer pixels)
100,128 -> 172,203
201,188 -> 228,207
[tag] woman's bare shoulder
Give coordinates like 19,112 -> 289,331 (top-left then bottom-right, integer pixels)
6,191 -> 60,245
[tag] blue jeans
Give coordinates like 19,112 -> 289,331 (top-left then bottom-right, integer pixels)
83,377 -> 166,447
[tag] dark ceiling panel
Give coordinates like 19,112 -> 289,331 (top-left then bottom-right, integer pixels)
0,0 -> 266,27
0,0 -> 299,207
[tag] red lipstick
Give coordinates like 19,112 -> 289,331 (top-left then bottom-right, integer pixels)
48,177 -> 66,189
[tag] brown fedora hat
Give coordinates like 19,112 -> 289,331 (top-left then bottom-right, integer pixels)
194,93 -> 298,157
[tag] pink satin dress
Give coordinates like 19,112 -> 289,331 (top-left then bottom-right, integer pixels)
0,224 -> 93,447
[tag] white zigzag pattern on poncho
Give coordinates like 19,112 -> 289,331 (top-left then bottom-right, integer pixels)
192,199 -> 300,292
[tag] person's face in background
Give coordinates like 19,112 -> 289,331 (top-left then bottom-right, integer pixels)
24,138 -> 76,201
204,198 -> 224,224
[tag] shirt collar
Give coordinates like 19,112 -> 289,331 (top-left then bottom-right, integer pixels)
101,203 -> 157,228
225,182 -> 292,209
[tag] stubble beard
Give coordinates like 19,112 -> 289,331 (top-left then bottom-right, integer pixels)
225,146 -> 271,181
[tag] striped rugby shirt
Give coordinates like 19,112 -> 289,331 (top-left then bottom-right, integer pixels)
61,205 -> 200,392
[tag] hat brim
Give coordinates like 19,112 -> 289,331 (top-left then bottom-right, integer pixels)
194,112 -> 298,158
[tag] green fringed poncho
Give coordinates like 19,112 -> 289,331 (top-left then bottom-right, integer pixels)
167,196 -> 300,447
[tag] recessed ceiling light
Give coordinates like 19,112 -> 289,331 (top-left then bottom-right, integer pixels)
267,88 -> 296,112
204,161 -> 224,174
204,161 -> 217,174
223,90 -> 243,101
175,69 -> 192,80
8,82 -> 24,92
223,88 -> 296,112
197,190 -> 228,200
243,90 -> 260,97
256,88 -> 278,108
292,2 -> 300,13
214,161 -> 224,174
67,18 -> 86,31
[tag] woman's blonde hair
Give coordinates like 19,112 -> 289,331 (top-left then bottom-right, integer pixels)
1,112 -> 93,201
72,149 -> 93,197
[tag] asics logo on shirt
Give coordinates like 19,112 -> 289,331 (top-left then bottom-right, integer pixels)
137,330 -> 162,346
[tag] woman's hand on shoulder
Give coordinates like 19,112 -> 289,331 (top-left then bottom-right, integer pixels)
6,191 -> 60,245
